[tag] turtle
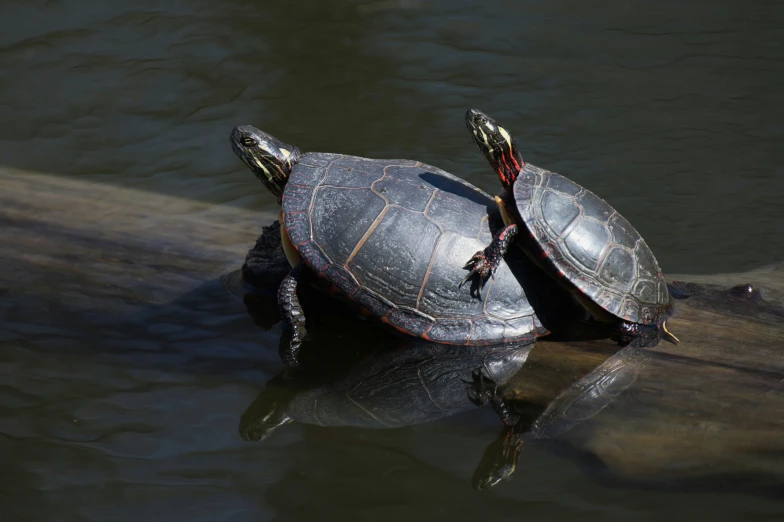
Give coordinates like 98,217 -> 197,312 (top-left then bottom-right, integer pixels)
230,125 -> 548,367
461,109 -> 678,348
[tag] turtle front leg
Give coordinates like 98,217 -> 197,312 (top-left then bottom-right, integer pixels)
277,263 -> 307,368
460,224 -> 518,290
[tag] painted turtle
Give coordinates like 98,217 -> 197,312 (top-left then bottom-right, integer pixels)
230,125 -> 548,367
462,109 -> 678,348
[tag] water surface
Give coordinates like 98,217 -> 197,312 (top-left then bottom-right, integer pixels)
1,1 -> 783,520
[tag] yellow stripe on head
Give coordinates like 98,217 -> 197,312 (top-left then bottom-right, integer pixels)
474,128 -> 489,146
498,126 -> 513,149
256,160 -> 272,177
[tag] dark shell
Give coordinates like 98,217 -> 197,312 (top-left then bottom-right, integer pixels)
512,164 -> 670,324
281,153 -> 547,345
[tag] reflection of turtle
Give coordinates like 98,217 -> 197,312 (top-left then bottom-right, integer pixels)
239,341 -> 532,442
472,345 -> 649,490
238,216 -> 784,493
462,109 -> 677,348
238,227 -> 784,492
472,275 -> 784,491
231,125 -> 547,367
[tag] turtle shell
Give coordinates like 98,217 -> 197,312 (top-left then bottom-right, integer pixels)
281,153 -> 548,345
512,164 -> 670,325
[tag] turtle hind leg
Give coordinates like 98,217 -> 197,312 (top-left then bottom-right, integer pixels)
277,263 -> 307,368
459,223 -> 518,292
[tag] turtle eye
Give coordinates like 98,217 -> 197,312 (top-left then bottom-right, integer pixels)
240,136 -> 258,148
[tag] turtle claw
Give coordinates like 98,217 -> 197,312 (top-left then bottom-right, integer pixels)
459,224 -> 518,293
459,251 -> 493,290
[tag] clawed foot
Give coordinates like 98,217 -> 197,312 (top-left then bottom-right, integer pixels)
459,224 -> 518,296
460,249 -> 496,293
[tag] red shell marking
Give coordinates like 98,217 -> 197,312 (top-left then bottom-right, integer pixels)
512,164 -> 670,325
281,152 -> 549,345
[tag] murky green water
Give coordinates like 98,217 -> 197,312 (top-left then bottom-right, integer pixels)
1,1 -> 783,520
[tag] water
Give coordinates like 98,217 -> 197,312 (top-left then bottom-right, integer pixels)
1,1 -> 783,520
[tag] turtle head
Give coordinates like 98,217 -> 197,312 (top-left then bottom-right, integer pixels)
231,125 -> 302,203
465,109 -> 524,190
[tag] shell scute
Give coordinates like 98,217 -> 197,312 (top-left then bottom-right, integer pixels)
546,172 -> 581,196
285,212 -> 311,246
563,219 -> 610,272
541,190 -> 580,236
311,186 -> 386,266
386,308 -> 432,338
576,190 -> 613,223
281,184 -> 315,213
599,247 -> 635,289
427,319 -> 471,344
